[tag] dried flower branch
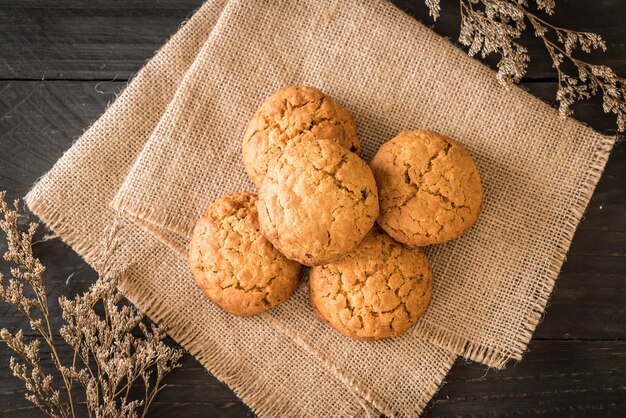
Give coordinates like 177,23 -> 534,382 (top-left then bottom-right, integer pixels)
425,0 -> 626,131
0,191 -> 183,418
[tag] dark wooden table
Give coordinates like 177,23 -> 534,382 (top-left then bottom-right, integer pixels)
1,1 -> 624,416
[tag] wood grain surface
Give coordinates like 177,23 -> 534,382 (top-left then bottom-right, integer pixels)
0,1 -> 624,417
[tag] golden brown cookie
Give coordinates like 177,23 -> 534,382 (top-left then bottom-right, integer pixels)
370,130 -> 483,247
189,192 -> 301,316
242,86 -> 360,187
309,228 -> 432,340
257,139 -> 379,266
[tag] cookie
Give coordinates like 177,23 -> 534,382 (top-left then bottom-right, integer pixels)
242,86 -> 360,187
370,130 -> 483,247
309,228 -> 432,340
257,139 -> 379,266
189,192 -> 301,316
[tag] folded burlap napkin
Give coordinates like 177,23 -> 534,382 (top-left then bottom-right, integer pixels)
112,0 -> 615,368
26,0 -> 615,416
26,1 -> 455,416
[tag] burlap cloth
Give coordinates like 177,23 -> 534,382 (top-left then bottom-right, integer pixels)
25,0 -> 614,416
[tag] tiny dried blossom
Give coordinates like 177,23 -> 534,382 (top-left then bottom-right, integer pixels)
425,0 -> 441,19
0,192 -> 184,418
3,331 -> 67,418
534,0 -> 556,15
459,0 -> 529,84
426,0 -> 626,131
556,29 -> 606,55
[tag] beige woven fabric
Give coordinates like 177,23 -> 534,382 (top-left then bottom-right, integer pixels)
25,1 -> 456,416
112,0 -> 615,369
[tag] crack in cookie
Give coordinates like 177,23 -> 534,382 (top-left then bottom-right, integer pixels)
371,130 -> 483,247
309,228 -> 432,340
189,192 -> 301,316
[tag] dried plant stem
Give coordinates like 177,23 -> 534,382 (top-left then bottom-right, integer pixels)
0,195 -> 76,418
45,316 -> 76,418
0,192 -> 183,418
40,291 -> 77,418
433,0 -> 626,131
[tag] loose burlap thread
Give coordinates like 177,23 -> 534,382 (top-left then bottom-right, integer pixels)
112,0 -> 615,367
25,0 -> 614,416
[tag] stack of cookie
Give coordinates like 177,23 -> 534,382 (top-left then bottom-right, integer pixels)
189,86 -> 483,341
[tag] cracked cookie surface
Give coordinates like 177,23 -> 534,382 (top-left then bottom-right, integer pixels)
370,130 -> 483,247
309,228 -> 432,340
257,139 -> 379,266
189,192 -> 301,317
242,85 -> 360,187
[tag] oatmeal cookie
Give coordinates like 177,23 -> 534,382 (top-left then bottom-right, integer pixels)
242,86 -> 360,187
257,139 -> 378,266
370,130 -> 483,246
189,192 -> 301,316
309,228 -> 432,340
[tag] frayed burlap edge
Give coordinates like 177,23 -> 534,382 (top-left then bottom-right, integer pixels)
24,197 -> 372,418
413,134 -> 616,369
26,198 -> 106,265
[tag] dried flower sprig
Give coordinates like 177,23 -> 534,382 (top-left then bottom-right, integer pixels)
426,0 -> 626,131
0,191 -> 183,418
